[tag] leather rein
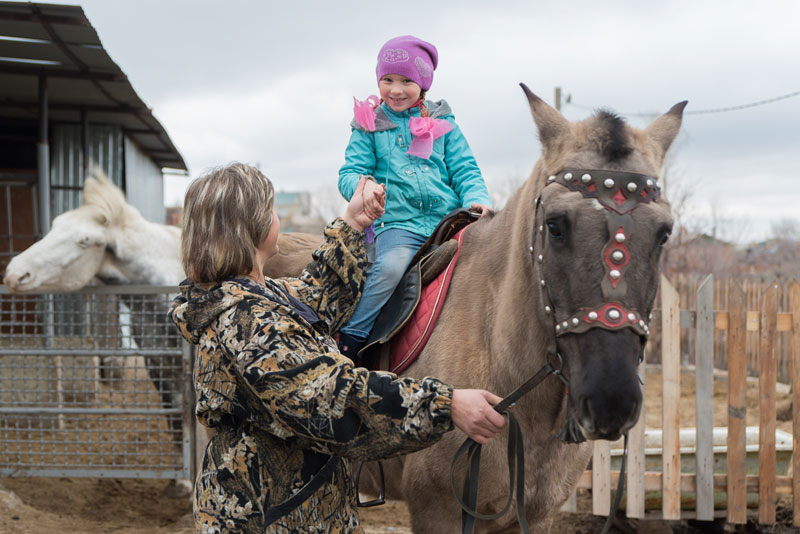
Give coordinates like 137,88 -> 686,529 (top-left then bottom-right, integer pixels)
451,168 -> 661,534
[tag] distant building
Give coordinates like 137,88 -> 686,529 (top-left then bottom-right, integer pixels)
742,238 -> 800,278
275,191 -> 325,234
164,192 -> 322,234
165,206 -> 182,226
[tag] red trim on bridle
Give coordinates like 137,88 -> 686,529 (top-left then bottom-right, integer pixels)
533,169 -> 660,342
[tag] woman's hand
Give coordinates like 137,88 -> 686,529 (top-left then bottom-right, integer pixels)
344,176 -> 386,232
451,389 -> 505,445
470,203 -> 493,217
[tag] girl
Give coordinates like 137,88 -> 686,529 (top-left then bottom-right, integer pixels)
338,35 -> 492,358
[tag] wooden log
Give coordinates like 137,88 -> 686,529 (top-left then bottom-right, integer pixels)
726,281 -> 748,524
695,275 -> 715,520
660,275 -> 681,520
626,363 -> 646,519
759,282 -> 779,524
577,470 -> 794,494
560,489 -> 577,513
592,440 -> 610,515
789,280 -> 800,527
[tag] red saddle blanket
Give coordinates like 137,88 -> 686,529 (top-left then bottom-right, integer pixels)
372,228 -> 466,374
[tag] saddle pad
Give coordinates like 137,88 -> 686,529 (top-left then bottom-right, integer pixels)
378,228 -> 466,374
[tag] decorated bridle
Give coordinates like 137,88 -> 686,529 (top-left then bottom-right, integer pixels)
531,168 -> 661,363
454,168 -> 664,534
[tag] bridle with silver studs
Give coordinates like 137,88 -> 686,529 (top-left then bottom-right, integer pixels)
453,168 -> 663,534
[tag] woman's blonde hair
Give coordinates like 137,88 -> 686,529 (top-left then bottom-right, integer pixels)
181,163 -> 274,283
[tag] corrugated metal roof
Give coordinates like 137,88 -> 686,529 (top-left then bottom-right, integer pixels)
0,1 -> 186,171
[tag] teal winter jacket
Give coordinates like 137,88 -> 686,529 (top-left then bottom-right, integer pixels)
338,100 -> 491,238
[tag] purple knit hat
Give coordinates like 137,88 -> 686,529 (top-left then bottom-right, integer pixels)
376,35 -> 438,91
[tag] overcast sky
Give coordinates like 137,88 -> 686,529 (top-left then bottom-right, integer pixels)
50,0 -> 799,243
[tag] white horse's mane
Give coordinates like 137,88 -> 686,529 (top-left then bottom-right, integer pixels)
81,169 -> 140,227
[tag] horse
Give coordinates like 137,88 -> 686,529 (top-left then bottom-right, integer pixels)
355,85 -> 685,533
1,172 -> 322,292
1,172 -> 322,496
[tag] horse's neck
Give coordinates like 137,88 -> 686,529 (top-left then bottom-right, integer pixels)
106,216 -> 183,285
457,181 -> 565,419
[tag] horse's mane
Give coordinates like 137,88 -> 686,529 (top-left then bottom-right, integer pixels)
81,169 -> 140,226
591,109 -> 633,162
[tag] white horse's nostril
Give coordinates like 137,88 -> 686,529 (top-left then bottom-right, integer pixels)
4,271 -> 31,289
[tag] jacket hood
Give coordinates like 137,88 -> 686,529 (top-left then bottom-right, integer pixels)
169,278 -> 257,344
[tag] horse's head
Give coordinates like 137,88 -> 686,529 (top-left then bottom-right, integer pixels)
2,172 -> 130,292
522,84 -> 684,441
3,205 -> 112,292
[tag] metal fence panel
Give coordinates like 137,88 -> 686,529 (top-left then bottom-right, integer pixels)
50,123 -> 124,218
0,285 -> 191,480
124,137 -> 165,224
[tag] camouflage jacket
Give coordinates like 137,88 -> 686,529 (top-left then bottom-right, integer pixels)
169,219 -> 454,533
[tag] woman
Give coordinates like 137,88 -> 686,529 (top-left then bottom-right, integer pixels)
169,162 -> 504,533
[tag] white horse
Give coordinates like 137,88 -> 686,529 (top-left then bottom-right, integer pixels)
2,172 -> 321,292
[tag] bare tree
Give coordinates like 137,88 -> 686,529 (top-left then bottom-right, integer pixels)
310,187 -> 347,224
770,218 -> 800,242
486,172 -> 526,211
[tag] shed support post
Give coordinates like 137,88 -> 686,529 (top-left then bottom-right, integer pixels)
37,75 -> 50,235
81,107 -> 90,180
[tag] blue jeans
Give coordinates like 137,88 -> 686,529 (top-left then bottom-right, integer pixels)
341,228 -> 428,340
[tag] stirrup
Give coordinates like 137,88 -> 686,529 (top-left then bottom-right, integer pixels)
355,460 -> 385,507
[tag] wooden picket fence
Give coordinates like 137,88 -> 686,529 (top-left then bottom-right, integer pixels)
569,275 -> 799,526
664,274 -> 795,384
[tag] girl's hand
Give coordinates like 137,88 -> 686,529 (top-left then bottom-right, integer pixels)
362,177 -> 386,220
470,203 -> 493,217
344,177 -> 384,231
451,389 -> 505,445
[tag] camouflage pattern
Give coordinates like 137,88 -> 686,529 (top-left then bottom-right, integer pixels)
169,218 -> 454,533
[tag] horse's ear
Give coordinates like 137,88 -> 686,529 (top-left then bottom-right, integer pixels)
645,101 -> 688,160
520,83 -> 570,153
89,164 -> 112,185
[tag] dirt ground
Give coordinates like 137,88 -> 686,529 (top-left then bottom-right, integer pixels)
0,367 -> 796,534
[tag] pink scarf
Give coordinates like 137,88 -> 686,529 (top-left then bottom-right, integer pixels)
353,96 -> 453,159
353,95 -> 380,132
406,116 -> 453,159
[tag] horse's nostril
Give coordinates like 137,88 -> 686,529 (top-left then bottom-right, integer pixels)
584,397 -> 595,419
579,397 -> 595,433
3,271 -> 32,289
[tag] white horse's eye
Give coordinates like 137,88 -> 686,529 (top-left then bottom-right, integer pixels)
78,235 -> 103,248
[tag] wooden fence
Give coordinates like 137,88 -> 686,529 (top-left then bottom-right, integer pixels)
653,274 -> 795,383
571,275 -> 799,526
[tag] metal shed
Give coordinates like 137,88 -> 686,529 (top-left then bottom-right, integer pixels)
0,1 -> 186,272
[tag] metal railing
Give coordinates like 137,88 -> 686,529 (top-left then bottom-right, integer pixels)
0,285 -> 193,480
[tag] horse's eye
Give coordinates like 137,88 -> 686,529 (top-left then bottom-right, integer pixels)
78,236 -> 102,249
659,231 -> 671,247
546,221 -> 564,240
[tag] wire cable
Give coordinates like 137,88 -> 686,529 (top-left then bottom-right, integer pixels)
565,89 -> 800,117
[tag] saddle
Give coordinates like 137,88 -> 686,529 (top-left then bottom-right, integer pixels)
357,208 -> 479,371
